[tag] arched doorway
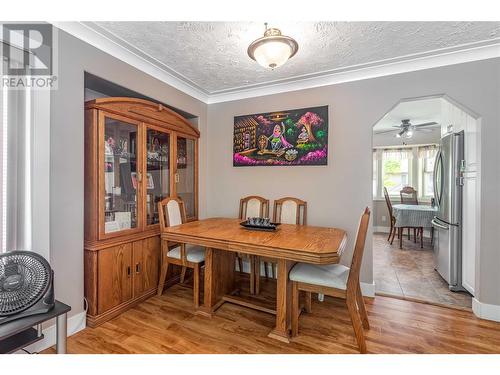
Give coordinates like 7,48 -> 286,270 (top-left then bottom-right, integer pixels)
371,95 -> 480,309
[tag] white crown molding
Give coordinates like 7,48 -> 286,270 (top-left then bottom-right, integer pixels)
51,22 -> 500,104
208,41 -> 500,103
472,298 -> 500,322
51,21 -> 210,103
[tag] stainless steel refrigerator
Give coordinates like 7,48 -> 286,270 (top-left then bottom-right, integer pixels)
431,131 -> 465,292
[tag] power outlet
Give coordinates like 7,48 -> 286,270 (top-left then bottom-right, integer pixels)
382,215 -> 387,222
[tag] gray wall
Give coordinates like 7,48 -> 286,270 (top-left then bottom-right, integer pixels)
206,58 -> 500,304
50,30 -> 208,318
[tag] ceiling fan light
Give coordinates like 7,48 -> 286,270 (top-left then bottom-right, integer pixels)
248,26 -> 299,69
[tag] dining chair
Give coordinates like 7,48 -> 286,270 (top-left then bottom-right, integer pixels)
255,197 -> 308,292
237,195 -> 270,294
157,197 -> 205,308
383,187 -> 397,244
399,186 -> 422,242
400,186 -> 418,205
290,207 -> 371,353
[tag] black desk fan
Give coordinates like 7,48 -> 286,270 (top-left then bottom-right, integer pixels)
0,251 -> 54,325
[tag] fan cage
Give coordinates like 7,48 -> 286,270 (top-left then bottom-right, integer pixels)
0,251 -> 51,316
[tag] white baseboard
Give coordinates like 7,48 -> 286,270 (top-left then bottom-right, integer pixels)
21,310 -> 87,353
237,259 -> 376,298
472,298 -> 500,322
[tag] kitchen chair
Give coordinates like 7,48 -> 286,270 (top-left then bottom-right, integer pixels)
255,197 -> 307,292
383,187 -> 397,244
237,195 -> 270,294
399,186 -> 422,242
290,207 -> 371,353
157,197 -> 205,308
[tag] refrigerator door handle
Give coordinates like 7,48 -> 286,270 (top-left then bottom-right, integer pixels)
433,149 -> 442,206
432,217 -> 449,230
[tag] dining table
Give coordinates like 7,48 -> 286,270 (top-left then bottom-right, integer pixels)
161,217 -> 347,343
392,204 -> 438,249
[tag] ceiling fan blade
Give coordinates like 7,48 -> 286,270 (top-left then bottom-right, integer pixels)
374,129 -> 398,134
413,121 -> 438,127
415,128 -> 435,133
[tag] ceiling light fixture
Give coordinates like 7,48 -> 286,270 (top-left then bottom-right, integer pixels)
247,23 -> 299,69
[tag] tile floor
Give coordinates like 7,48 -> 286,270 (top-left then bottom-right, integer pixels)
373,231 -> 472,309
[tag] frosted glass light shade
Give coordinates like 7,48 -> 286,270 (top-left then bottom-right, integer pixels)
253,40 -> 293,69
248,27 -> 298,69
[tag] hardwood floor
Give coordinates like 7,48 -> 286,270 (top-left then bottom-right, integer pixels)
373,233 -> 472,309
43,274 -> 500,354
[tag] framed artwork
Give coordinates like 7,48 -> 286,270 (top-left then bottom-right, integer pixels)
233,105 -> 328,166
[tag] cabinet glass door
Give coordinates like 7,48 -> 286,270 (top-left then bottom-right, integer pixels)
102,116 -> 139,234
146,128 -> 170,225
176,136 -> 196,219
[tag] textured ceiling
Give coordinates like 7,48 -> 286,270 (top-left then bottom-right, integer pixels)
94,22 -> 500,93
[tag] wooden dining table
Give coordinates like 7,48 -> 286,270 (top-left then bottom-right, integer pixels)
161,217 -> 347,343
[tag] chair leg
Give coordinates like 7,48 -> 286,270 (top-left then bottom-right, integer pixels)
180,266 -> 187,283
413,228 -> 417,243
157,260 -> 169,296
264,262 -> 269,278
399,228 -> 403,249
249,256 -> 256,295
237,255 -> 243,273
407,228 -> 410,240
420,227 -> 424,248
304,291 -> 312,313
271,262 -> 275,279
387,223 -> 393,241
355,285 -> 370,329
291,282 -> 300,337
346,294 -> 367,353
431,227 -> 434,245
390,227 -> 396,245
193,264 -> 200,308
254,256 -> 260,295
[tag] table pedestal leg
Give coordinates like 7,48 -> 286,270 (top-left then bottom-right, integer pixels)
56,313 -> 67,354
268,258 -> 294,343
197,247 -> 235,317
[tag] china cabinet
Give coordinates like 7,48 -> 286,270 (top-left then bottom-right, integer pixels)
84,97 -> 199,327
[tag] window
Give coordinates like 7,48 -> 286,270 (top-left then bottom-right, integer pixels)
373,144 -> 438,200
382,148 -> 411,195
419,145 -> 438,198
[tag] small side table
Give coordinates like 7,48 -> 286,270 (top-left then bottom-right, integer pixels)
0,300 -> 71,354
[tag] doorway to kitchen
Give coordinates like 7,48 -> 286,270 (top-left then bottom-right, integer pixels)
371,95 -> 479,310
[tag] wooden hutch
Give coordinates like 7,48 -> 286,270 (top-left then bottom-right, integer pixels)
84,97 -> 199,327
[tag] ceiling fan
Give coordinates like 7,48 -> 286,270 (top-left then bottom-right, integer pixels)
375,119 -> 439,139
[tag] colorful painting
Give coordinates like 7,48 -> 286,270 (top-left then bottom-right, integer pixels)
233,106 -> 328,166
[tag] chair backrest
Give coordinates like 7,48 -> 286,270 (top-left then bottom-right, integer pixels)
158,197 -> 187,230
346,207 -> 371,291
273,197 -> 307,225
400,186 -> 418,205
239,196 -> 269,220
383,187 -> 393,218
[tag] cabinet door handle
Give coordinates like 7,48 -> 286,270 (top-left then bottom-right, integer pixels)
136,263 -> 141,274
127,266 -> 131,277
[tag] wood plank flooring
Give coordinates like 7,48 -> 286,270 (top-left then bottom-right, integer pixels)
43,275 -> 500,354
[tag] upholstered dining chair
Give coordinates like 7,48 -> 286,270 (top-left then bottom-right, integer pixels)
157,197 -> 205,308
290,207 -> 371,353
237,196 -> 269,295
255,197 -> 308,292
